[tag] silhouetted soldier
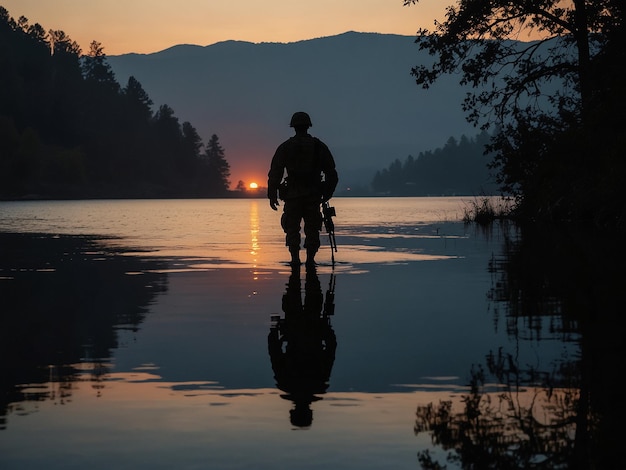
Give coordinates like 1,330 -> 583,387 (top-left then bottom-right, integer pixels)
268,266 -> 337,428
268,112 -> 339,266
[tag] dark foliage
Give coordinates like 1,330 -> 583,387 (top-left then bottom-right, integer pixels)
0,7 -> 231,199
405,0 -> 625,229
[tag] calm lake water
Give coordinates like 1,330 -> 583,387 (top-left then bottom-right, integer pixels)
0,197 -> 621,469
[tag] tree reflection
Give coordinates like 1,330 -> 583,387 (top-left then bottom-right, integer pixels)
0,233 -> 168,429
414,224 -> 626,469
268,266 -> 337,428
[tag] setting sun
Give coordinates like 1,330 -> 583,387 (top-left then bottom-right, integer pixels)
249,182 -> 258,189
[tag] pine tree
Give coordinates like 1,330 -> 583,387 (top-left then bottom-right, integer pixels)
204,134 -> 231,193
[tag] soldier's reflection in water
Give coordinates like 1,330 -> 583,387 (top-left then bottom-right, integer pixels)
268,265 -> 337,428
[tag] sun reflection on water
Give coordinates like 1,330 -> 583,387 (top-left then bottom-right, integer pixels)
250,200 -> 260,261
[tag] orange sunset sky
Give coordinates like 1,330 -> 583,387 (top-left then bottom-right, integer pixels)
2,0 -> 449,56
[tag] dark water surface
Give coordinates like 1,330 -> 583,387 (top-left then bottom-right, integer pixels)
0,198 -> 622,469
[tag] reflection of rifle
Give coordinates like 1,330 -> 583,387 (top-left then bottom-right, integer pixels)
322,201 -> 337,265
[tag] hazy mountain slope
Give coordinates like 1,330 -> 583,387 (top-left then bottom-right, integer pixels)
108,32 -> 475,189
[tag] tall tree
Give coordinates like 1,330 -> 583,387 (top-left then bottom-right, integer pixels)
180,121 -> 203,180
404,0 -> 624,226
204,134 -> 231,193
123,76 -> 153,123
80,40 -> 124,182
404,0 -> 615,125
82,41 -> 119,92
45,28 -> 83,147
117,76 -> 154,182
150,104 -> 182,184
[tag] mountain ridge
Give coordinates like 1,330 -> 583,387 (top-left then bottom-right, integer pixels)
108,32 -> 476,189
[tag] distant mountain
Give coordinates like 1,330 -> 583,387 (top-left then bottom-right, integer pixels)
108,32 -> 476,190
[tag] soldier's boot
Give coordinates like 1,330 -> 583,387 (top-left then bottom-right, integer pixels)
305,247 -> 317,267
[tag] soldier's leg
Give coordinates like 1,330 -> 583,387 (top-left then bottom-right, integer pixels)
303,201 -> 323,265
281,201 -> 303,264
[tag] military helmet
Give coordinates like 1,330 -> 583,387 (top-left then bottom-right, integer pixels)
289,112 -> 312,128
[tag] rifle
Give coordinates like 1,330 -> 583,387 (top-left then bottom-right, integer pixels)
322,201 -> 337,265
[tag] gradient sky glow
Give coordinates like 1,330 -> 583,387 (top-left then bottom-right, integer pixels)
2,0 -> 454,188
2,0 -> 448,55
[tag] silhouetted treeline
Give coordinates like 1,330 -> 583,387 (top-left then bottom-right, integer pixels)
371,131 -> 498,196
0,232 -> 170,429
0,7 -> 230,199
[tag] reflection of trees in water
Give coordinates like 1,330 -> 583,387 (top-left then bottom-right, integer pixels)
488,226 -> 579,341
415,367 -> 578,469
414,224 -> 626,469
0,233 -> 168,429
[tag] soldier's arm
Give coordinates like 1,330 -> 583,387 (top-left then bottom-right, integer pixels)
318,140 -> 338,198
267,146 -> 286,209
